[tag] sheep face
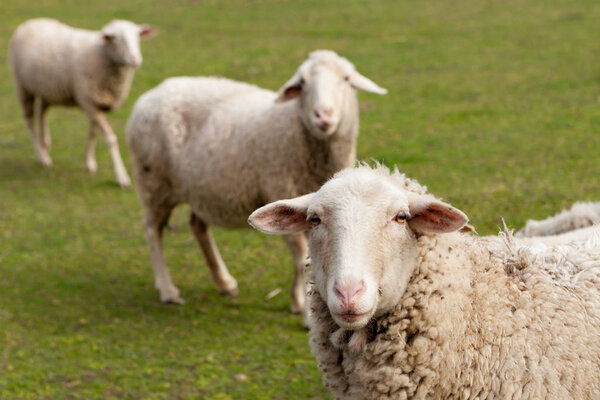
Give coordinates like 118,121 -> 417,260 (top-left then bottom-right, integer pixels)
249,167 -> 468,330
276,50 -> 387,140
101,20 -> 156,68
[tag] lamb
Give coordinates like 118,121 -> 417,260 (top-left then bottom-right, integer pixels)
8,18 -> 156,187
125,50 -> 387,318
249,164 -> 600,399
517,201 -> 600,237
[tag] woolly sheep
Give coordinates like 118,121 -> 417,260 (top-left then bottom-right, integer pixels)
125,50 -> 387,317
8,18 -> 156,187
490,224 -> 599,250
249,164 -> 600,399
517,201 -> 600,237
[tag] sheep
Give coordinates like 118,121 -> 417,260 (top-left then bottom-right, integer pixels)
517,201 -> 600,237
8,18 -> 156,187
249,164 -> 600,399
489,224 -> 600,251
125,50 -> 387,317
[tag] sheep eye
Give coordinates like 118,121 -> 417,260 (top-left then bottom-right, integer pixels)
309,215 -> 321,226
393,213 -> 408,223
344,75 -> 350,81
299,77 -> 305,85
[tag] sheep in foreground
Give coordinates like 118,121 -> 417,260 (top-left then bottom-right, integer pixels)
517,201 -> 600,237
249,164 -> 600,399
8,18 -> 156,187
126,50 -> 387,316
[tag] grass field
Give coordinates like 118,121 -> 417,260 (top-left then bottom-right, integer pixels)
2,1 -> 600,398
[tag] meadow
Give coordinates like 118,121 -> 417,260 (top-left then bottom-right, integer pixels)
2,0 -> 600,398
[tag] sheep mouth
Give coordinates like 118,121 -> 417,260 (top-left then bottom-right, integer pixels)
339,313 -> 365,323
334,309 -> 373,325
317,122 -> 333,132
311,121 -> 338,138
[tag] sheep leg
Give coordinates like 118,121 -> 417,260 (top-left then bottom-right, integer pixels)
85,121 -> 98,174
143,205 -> 184,304
283,232 -> 309,316
189,213 -> 239,296
89,111 -> 131,188
17,87 -> 52,167
37,99 -> 51,150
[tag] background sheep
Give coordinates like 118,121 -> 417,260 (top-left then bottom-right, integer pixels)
249,164 -> 600,399
8,18 -> 156,187
517,201 -> 600,237
126,50 -> 386,317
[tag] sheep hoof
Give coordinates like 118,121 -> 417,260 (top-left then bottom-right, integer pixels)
290,299 -> 306,314
39,154 -> 53,167
219,286 -> 239,297
86,160 -> 98,174
118,178 -> 132,189
302,319 -> 311,331
161,296 -> 185,305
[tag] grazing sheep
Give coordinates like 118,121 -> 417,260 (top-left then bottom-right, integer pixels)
517,201 -> 600,237
249,164 -> 600,399
8,18 -> 156,187
126,50 -> 387,316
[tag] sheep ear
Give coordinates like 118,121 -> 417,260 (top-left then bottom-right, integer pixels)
139,24 -> 157,39
407,195 -> 468,233
102,32 -> 115,42
276,60 -> 311,103
349,70 -> 387,95
248,193 -> 314,234
276,75 -> 303,103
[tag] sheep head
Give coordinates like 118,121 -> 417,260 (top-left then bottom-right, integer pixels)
275,50 -> 387,140
101,20 -> 157,68
249,165 -> 468,330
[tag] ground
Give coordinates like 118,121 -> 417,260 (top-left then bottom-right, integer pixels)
1,0 -> 600,399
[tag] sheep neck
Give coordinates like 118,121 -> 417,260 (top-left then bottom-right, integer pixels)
91,47 -> 135,110
298,101 -> 359,186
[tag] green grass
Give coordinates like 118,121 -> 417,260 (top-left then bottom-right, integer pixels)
2,0 -> 600,398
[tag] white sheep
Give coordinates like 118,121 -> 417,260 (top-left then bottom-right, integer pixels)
517,201 -> 600,237
8,18 -> 156,187
249,164 -> 600,399
125,50 -> 387,318
489,223 -> 600,251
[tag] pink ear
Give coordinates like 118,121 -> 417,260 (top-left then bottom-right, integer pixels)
408,197 -> 468,233
275,85 -> 302,103
248,194 -> 314,234
139,24 -> 157,39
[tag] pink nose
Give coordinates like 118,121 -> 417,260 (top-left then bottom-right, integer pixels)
333,280 -> 366,310
314,108 -> 334,131
314,107 -> 334,120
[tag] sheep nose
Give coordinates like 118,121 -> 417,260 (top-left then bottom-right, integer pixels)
314,107 -> 334,119
314,107 -> 334,131
333,280 -> 366,309
130,56 -> 142,67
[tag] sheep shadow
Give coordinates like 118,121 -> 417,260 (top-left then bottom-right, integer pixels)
0,156 -> 47,183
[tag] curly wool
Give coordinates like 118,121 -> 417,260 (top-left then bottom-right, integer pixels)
308,231 -> 600,399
